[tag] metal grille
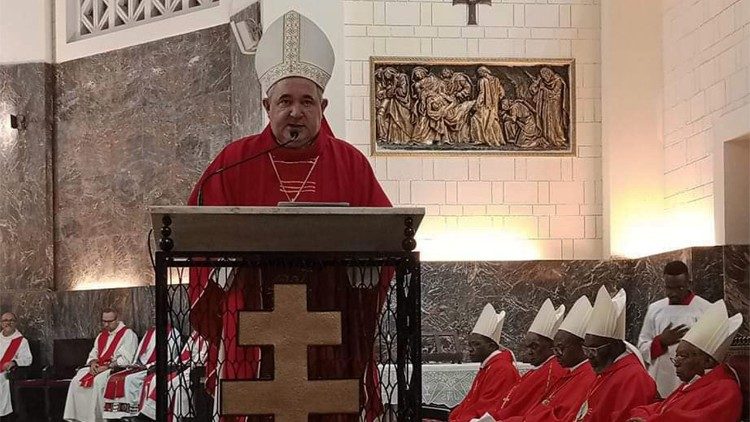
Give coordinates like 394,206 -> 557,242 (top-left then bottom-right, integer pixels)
72,0 -> 220,40
155,252 -> 421,421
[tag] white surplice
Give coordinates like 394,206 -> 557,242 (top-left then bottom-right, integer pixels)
0,330 -> 32,417
63,322 -> 138,422
637,295 -> 710,397
101,326 -> 181,419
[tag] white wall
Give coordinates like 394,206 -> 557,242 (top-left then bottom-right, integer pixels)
601,0 -> 665,258
343,0 -> 603,260
0,0 -> 53,64
662,0 -> 749,249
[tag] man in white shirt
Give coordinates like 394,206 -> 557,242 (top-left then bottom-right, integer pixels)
637,261 -> 710,397
63,308 -> 138,422
0,312 -> 33,418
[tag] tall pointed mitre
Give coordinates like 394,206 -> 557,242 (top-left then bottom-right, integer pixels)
682,299 -> 743,361
472,304 -> 506,345
254,10 -> 335,94
528,299 -> 566,340
558,296 -> 593,339
586,286 -> 627,340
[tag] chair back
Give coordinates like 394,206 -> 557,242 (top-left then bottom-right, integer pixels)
52,338 -> 95,379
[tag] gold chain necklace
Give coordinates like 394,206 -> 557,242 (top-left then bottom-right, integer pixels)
268,153 -> 319,203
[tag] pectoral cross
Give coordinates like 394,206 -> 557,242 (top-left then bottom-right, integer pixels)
453,0 -> 492,25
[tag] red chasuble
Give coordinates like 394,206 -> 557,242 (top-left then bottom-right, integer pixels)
503,360 -> 596,422
187,120 -> 391,421
576,353 -> 657,422
627,363 -> 742,422
449,350 -> 521,422
489,355 -> 566,419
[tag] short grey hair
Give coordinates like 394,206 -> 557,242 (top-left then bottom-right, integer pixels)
265,79 -> 324,102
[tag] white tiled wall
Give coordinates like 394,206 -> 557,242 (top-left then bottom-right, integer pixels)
662,0 -> 749,244
343,0 -> 603,259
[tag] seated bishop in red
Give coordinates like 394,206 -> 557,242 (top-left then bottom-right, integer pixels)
575,287 -> 658,422
187,10 -> 392,422
449,304 -> 520,422
489,298 -> 567,420
501,296 -> 597,422
627,300 -> 743,422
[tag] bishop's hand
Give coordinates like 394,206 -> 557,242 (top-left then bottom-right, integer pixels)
659,322 -> 689,347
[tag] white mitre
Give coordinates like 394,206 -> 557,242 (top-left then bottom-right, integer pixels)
682,299 -> 743,361
254,10 -> 335,94
586,286 -> 627,340
472,304 -> 506,345
558,296 -> 593,339
528,299 -> 566,341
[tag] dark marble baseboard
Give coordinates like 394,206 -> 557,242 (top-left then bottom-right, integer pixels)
5,245 -> 746,366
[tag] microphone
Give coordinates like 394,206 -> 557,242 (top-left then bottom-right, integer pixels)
196,130 -> 299,205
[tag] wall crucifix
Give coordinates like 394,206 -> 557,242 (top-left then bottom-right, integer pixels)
453,0 -> 492,25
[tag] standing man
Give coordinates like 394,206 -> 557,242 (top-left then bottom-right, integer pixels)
576,286 -> 657,422
637,261 -> 710,397
64,308 -> 138,422
627,300 -> 743,422
449,304 -> 519,422
187,9 -> 392,421
489,299 -> 566,419
0,312 -> 32,419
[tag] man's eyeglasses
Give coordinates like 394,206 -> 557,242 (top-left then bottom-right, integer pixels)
581,343 -> 610,357
101,319 -> 117,324
670,353 -> 700,364
0,319 -> 15,323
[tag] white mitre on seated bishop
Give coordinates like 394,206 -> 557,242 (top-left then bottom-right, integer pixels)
586,285 -> 627,340
528,298 -> 566,340
254,9 -> 335,94
472,303 -> 506,345
557,295 -> 593,339
682,299 -> 743,361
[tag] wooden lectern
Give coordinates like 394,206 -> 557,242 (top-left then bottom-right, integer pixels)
150,206 -> 425,421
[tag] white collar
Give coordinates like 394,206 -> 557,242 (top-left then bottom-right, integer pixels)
568,359 -> 588,372
533,354 -> 556,370
613,350 -> 630,363
481,350 -> 502,369
1,329 -> 19,339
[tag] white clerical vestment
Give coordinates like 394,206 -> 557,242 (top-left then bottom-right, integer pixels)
101,326 -> 181,419
63,322 -> 138,422
140,331 -> 208,421
637,294 -> 710,397
0,330 -> 32,417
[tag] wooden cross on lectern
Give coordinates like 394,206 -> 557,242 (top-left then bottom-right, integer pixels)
453,0 -> 492,25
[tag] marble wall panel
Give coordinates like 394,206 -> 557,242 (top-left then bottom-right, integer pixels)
724,245 -> 750,336
54,25 -> 234,291
0,64 -> 54,293
230,2 -> 264,140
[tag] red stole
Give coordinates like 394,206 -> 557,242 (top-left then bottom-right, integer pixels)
103,327 -> 157,399
503,361 -> 597,422
490,356 -> 566,419
0,336 -> 23,370
449,350 -> 521,422
187,119 -> 392,421
578,353 -> 658,422
627,364 -> 742,422
80,327 -> 128,388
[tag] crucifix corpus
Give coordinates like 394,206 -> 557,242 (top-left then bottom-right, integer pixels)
453,0 -> 492,26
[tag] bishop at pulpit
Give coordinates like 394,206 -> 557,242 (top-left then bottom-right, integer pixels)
151,206 -> 424,421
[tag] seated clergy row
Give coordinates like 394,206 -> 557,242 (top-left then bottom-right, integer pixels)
64,308 -> 207,422
450,285 -> 744,422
